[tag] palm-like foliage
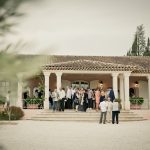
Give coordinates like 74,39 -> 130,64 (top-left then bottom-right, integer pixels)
0,0 -> 45,99
0,0 -> 35,35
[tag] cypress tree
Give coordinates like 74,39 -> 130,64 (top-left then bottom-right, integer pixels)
143,37 -> 150,56
131,33 -> 138,56
136,24 -> 146,55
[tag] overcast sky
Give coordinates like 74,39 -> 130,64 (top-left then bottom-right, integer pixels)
5,0 -> 150,56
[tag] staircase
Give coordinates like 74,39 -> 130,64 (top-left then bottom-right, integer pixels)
26,109 -> 145,122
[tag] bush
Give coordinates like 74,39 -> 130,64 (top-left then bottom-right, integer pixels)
129,97 -> 144,105
0,111 -> 8,120
0,95 -> 6,104
9,106 -> 24,120
0,106 -> 24,120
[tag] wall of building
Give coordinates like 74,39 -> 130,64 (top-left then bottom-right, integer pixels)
139,80 -> 148,109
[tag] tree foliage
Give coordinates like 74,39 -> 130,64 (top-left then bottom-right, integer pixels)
143,37 -> 150,56
131,33 -> 138,56
136,24 -> 146,55
127,24 -> 149,56
0,0 -> 29,35
0,0 -> 44,102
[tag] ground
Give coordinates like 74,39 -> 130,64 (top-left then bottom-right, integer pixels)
0,120 -> 150,150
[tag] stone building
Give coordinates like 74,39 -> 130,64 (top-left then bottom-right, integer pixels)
1,55 -> 150,110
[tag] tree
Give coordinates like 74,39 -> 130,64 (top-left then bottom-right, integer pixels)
0,0 -> 43,82
0,0 -> 36,36
136,24 -> 146,55
131,33 -> 138,56
143,37 -> 150,56
127,24 -> 146,56
0,0 -> 45,113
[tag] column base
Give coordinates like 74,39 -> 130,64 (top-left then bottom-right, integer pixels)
44,100 -> 49,109
16,99 -> 23,108
125,101 -> 130,110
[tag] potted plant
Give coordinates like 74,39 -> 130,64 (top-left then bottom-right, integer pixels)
129,97 -> 144,109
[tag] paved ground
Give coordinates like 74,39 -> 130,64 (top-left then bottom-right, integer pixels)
0,120 -> 150,150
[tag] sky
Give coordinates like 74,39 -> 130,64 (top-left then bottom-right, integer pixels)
4,0 -> 150,56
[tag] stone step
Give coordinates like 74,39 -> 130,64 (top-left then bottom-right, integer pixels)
28,110 -> 145,122
42,110 -> 133,113
28,118 -> 145,122
32,115 -> 143,118
40,112 -> 136,115
39,112 -> 136,115
35,114 -> 140,118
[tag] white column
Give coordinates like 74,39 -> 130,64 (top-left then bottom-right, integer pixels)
112,72 -> 119,98
56,72 -> 63,90
17,74 -> 23,108
123,72 -> 131,110
119,75 -> 125,109
43,71 -> 51,109
147,75 -> 150,109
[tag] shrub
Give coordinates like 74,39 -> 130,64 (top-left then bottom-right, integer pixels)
0,95 -> 6,104
0,111 -> 8,120
129,97 -> 144,105
9,106 -> 24,120
25,98 -> 43,104
0,106 -> 24,120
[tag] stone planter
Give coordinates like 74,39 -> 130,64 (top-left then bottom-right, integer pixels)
27,104 -> 39,109
130,104 -> 142,109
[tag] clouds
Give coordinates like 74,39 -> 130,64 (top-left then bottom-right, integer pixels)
5,0 -> 150,56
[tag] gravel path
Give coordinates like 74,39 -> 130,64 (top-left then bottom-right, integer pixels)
0,120 -> 150,150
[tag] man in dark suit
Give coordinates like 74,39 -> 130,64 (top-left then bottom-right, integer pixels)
108,88 -> 115,102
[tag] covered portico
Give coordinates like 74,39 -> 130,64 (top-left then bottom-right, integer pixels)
42,58 -> 136,110
16,56 -> 150,110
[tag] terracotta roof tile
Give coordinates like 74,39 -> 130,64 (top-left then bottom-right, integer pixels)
17,55 -> 150,73
43,59 -> 138,72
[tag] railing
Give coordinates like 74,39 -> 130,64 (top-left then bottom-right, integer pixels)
23,98 -> 44,109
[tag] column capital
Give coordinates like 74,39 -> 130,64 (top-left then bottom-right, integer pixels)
146,75 -> 150,80
55,72 -> 63,77
123,72 -> 131,77
43,71 -> 51,76
111,72 -> 119,77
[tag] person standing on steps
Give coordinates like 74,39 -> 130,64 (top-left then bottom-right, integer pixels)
112,99 -> 121,124
59,88 -> 66,112
109,87 -> 115,102
95,88 -> 100,112
99,98 -> 108,124
106,97 -> 113,123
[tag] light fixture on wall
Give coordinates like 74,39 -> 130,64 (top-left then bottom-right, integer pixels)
134,81 -> 139,87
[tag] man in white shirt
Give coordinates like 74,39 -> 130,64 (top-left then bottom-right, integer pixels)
88,88 -> 93,110
4,90 -> 11,109
112,99 -> 120,124
99,98 -> 108,124
66,86 -> 72,109
59,88 -> 66,111
51,89 -> 58,112
106,97 -> 113,123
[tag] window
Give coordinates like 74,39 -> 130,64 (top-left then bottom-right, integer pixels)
0,81 -> 10,96
72,81 -> 89,89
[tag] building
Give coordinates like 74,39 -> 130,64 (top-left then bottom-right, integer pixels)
1,55 -> 150,110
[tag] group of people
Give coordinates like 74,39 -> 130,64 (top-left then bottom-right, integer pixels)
49,87 -> 99,112
99,97 -> 122,124
49,86 -> 121,124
